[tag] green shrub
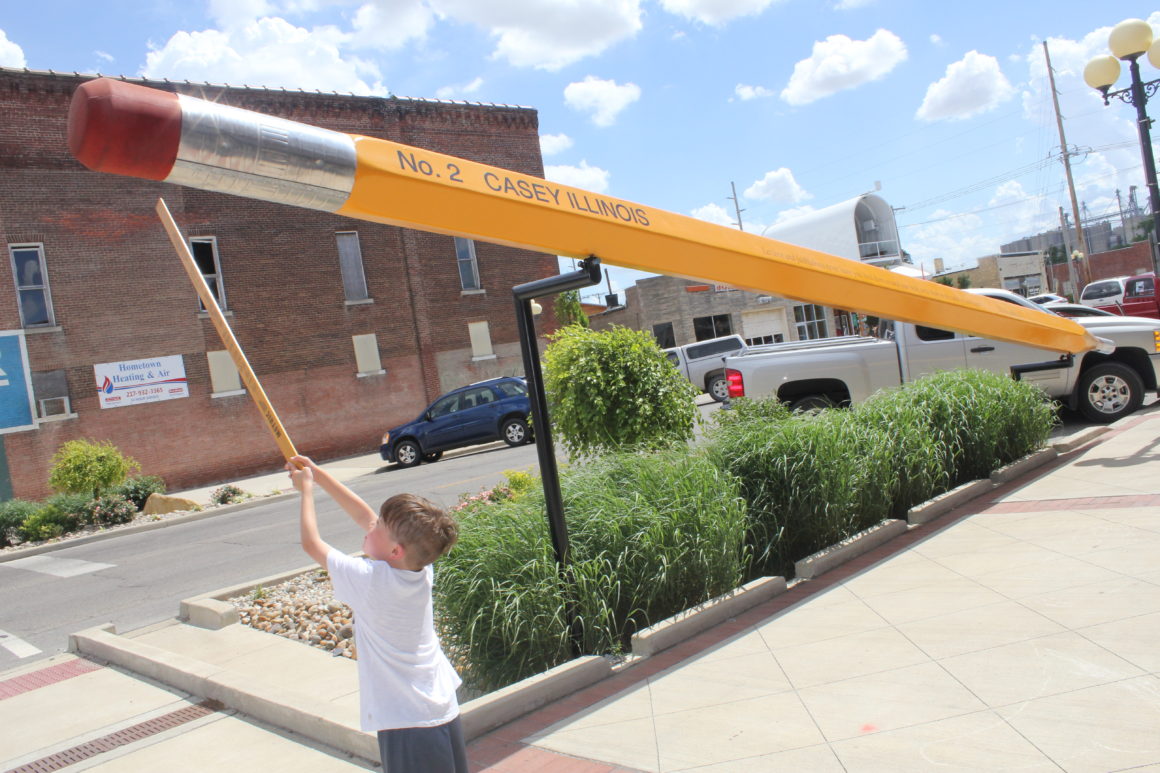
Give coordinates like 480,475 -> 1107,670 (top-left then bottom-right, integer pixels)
501,469 -> 537,500
114,475 -> 167,510
892,370 -> 1056,486
436,448 -> 747,692
542,325 -> 700,457
18,511 -> 66,542
84,494 -> 138,526
0,499 -> 41,547
35,493 -> 88,534
855,390 -> 951,516
709,408 -> 896,578
210,485 -> 249,506
48,439 -> 139,499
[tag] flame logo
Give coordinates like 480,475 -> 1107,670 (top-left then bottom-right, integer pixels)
100,376 -> 114,394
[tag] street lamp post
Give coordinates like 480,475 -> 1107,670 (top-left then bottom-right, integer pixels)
1084,18 -> 1160,278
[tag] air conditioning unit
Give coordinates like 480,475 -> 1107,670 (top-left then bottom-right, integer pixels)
38,397 -> 70,418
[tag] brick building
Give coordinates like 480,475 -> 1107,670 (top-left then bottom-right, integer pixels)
0,68 -> 558,500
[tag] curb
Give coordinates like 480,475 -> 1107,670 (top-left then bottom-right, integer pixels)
794,519 -> 909,580
69,624 -> 380,763
908,479 -> 996,526
630,576 -> 787,657
0,494 -> 296,564
990,448 -> 1058,485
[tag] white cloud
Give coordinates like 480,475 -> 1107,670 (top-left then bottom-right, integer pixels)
540,133 -> 574,156
564,76 -> 641,127
0,28 -> 27,68
929,33 -> 942,45
690,202 -> 735,226
348,0 -> 436,51
143,17 -> 385,94
95,50 -> 115,63
744,168 -> 812,203
780,29 -> 907,106
659,0 -> 779,26
435,77 -> 484,99
545,160 -> 610,193
916,50 -> 1015,122
431,0 -> 642,71
905,209 -> 996,266
734,83 -> 775,100
834,0 -> 873,8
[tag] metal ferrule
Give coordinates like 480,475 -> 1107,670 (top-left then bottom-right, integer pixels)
167,94 -> 357,212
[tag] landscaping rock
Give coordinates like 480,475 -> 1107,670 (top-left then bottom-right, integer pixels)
143,493 -> 201,515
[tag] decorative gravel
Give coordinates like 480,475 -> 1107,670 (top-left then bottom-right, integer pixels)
227,570 -> 357,660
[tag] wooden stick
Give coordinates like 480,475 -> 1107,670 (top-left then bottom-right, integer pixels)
155,198 -> 300,464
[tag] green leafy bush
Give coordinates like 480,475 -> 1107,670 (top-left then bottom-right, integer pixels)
48,439 -> 139,499
854,391 -> 952,516
84,494 -> 137,526
710,408 -> 896,578
542,325 -> 699,457
436,448 -> 747,692
0,499 -> 41,547
553,289 -> 589,328
210,484 -> 249,506
114,475 -> 167,510
18,511 -> 66,542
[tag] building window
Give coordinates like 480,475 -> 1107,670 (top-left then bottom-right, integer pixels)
9,244 -> 54,327
692,314 -> 732,341
793,304 -> 828,340
468,321 -> 495,360
336,232 -> 370,302
745,334 -> 783,346
652,322 -> 676,349
352,333 -> 386,376
455,237 -> 481,291
31,369 -> 72,419
207,350 -> 245,396
190,237 -> 226,310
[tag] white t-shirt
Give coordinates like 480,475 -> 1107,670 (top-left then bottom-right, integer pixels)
327,549 -> 462,731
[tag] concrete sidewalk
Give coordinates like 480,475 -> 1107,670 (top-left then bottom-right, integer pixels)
3,407 -> 1159,772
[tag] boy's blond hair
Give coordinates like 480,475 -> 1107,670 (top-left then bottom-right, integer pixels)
379,493 -> 459,567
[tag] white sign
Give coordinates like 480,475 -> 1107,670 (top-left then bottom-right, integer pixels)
94,355 -> 189,409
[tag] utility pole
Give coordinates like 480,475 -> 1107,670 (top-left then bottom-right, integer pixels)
728,181 -> 745,231
1059,206 -> 1076,296
1044,41 -> 1089,287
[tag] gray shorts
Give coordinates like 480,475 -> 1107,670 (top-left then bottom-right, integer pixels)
377,715 -> 467,773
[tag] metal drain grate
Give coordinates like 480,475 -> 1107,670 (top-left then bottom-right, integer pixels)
5,699 -> 223,773
0,658 -> 102,701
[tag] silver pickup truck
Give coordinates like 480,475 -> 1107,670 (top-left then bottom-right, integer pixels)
723,288 -> 1160,422
664,334 -> 746,402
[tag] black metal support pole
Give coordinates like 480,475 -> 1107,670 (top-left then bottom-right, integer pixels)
1126,58 -> 1160,278
512,257 -> 602,654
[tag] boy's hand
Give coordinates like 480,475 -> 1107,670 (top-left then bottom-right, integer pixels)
289,454 -> 318,470
286,460 -> 314,492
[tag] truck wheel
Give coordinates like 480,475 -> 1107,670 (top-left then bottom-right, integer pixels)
502,417 -> 528,446
394,439 -> 422,467
708,375 -> 730,402
789,395 -> 833,413
1077,363 -> 1143,423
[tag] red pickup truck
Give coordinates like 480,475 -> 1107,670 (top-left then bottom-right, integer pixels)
1115,273 -> 1159,319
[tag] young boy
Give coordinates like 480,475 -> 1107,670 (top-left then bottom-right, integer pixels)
286,455 -> 467,773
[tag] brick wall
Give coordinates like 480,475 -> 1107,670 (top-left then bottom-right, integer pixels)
1048,241 -> 1155,294
0,69 -> 559,499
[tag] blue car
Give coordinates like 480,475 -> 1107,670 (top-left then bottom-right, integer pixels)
380,377 -> 532,467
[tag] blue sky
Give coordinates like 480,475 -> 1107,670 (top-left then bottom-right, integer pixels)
2,1 -> 1158,302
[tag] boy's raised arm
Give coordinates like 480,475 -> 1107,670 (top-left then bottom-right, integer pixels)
287,463 -> 333,566
290,455 -> 377,532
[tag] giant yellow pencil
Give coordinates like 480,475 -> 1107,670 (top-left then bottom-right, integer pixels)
154,196 -> 299,465
67,77 -> 1102,355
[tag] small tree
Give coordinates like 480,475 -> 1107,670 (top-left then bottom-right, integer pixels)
955,275 -> 972,289
553,289 -> 589,328
935,276 -> 954,287
542,325 -> 699,457
48,439 -> 139,499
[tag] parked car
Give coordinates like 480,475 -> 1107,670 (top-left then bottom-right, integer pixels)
1028,292 -> 1067,305
664,334 -> 746,402
379,377 -> 532,467
1043,301 -> 1118,318
1120,273 -> 1159,319
1079,276 -> 1128,311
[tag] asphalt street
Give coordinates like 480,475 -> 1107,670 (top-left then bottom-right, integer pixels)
0,441 -> 539,669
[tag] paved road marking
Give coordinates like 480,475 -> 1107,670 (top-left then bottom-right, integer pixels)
4,555 -> 115,578
0,628 -> 41,659
0,657 -> 100,699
